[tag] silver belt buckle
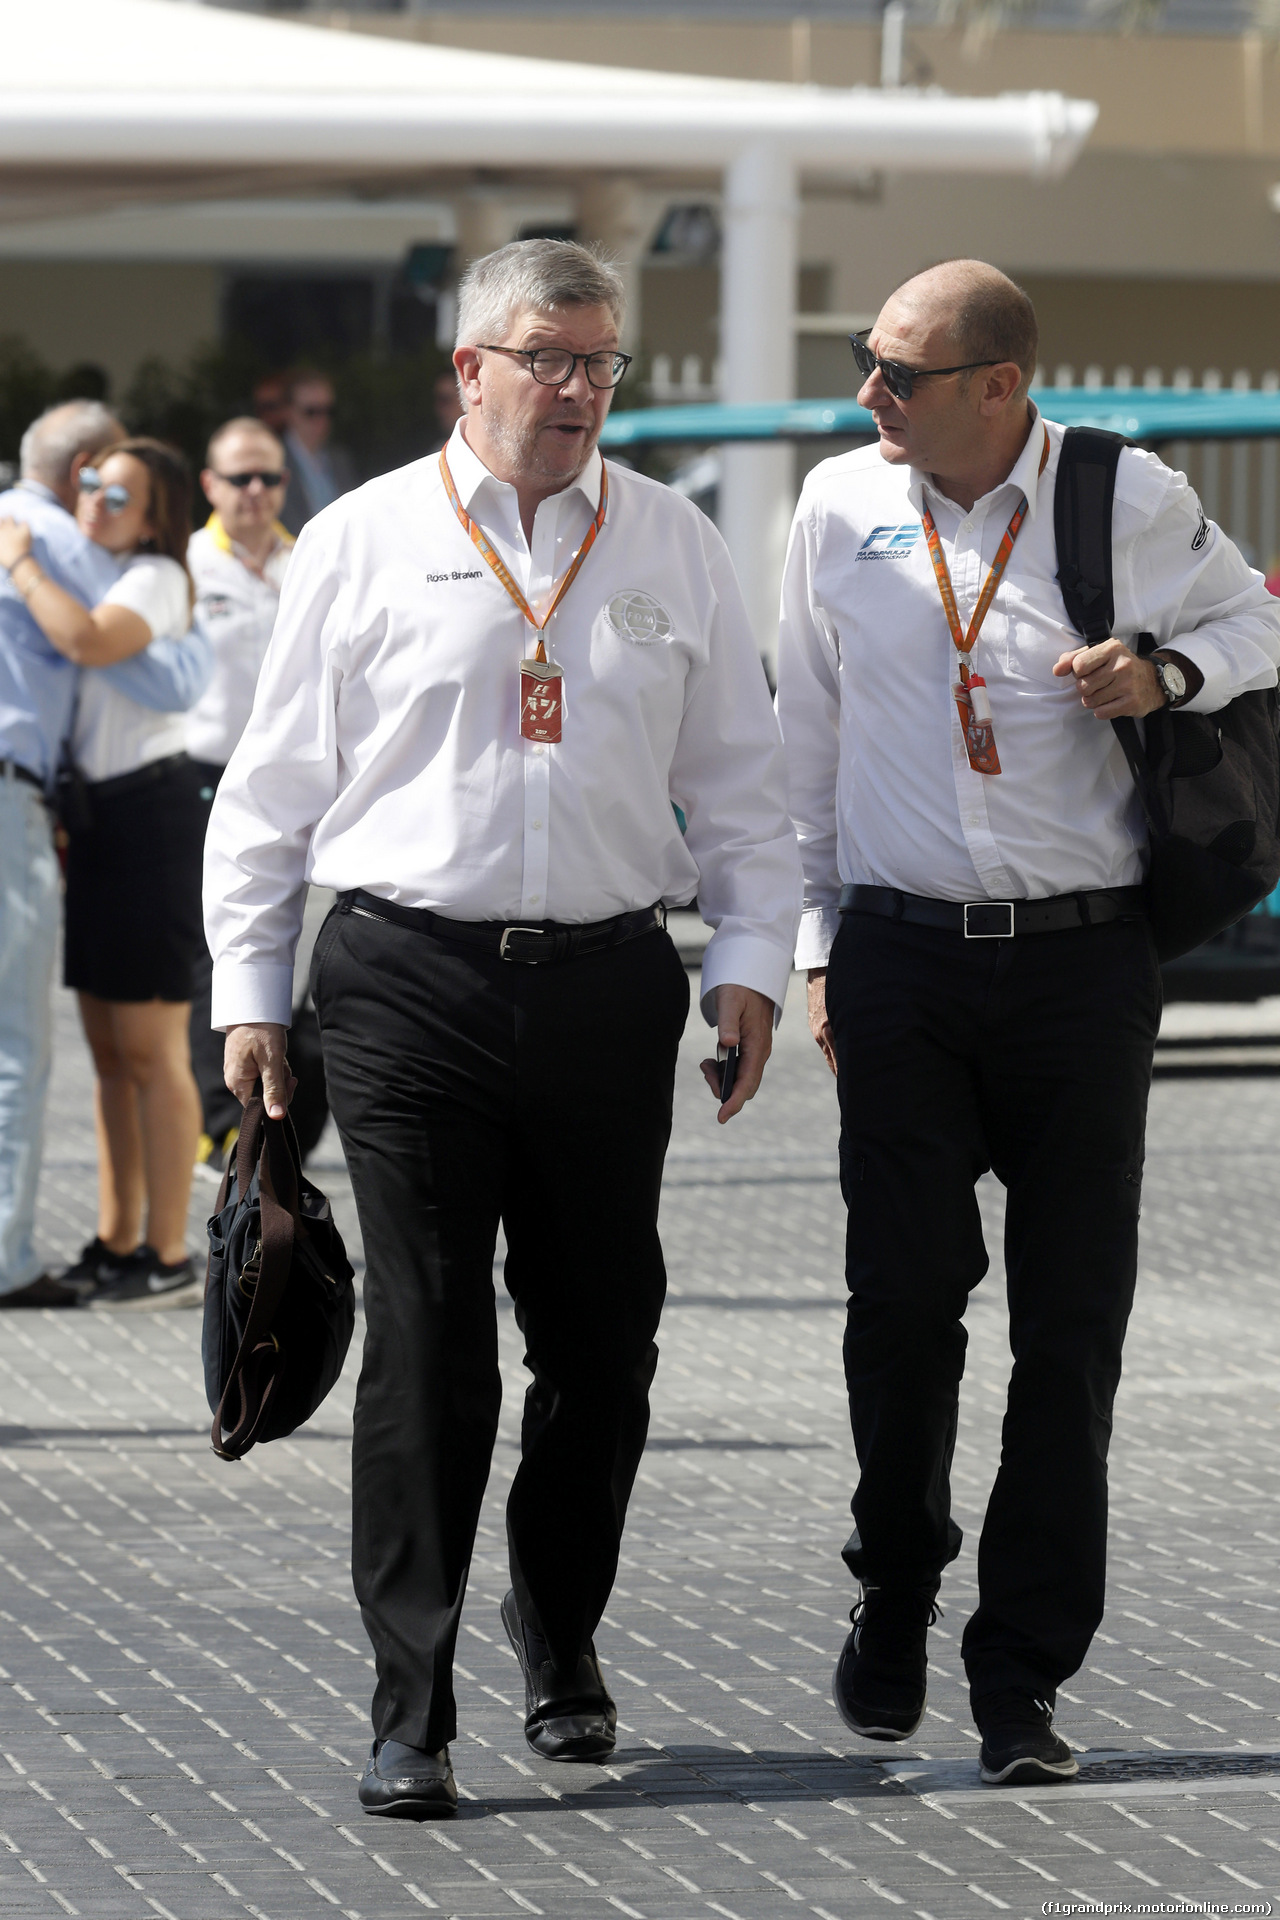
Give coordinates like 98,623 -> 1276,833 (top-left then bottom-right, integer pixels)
499,925 -> 546,962
963,901 -> 1015,939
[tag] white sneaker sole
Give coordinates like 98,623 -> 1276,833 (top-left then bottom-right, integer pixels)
90,1277 -> 204,1313
980,1751 -> 1079,1786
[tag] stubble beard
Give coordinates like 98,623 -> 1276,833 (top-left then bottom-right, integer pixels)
484,394 -> 596,490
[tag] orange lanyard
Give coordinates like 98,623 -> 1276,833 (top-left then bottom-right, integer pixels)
438,449 -> 608,663
920,431 -> 1049,682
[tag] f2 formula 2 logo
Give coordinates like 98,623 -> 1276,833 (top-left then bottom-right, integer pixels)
854,523 -> 921,561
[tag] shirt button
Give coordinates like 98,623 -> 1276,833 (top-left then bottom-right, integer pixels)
532,819 -> 543,830
530,893 -> 541,904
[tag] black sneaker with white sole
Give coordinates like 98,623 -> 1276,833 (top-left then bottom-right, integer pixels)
60,1238 -> 135,1298
832,1581 -> 940,1742
974,1689 -> 1079,1785
88,1248 -> 201,1311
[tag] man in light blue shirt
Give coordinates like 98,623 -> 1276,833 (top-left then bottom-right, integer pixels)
0,401 -> 212,1306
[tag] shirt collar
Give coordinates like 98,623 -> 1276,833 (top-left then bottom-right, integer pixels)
908,401 -> 1047,521
15,478 -> 63,510
443,419 -> 604,519
205,509 -> 293,568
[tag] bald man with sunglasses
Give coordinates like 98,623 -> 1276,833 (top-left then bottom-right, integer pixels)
777,258 -> 1280,1785
186,419 -> 296,1164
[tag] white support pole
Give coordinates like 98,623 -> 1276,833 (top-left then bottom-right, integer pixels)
719,141 -> 798,668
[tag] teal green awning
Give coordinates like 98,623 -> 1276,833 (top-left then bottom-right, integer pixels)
599,388 -> 1280,450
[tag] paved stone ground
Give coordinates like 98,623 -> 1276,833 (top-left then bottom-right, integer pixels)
2,952 -> 1280,1918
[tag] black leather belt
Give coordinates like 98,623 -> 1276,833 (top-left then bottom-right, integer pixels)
339,889 -> 666,964
88,752 -> 190,802
1,757 -> 43,795
838,882 -> 1146,938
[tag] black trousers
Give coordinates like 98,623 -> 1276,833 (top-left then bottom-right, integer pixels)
188,762 -> 242,1148
311,902 -> 690,1751
826,909 -> 1160,1702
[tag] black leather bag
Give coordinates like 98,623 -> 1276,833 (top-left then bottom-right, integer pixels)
1055,425 -> 1280,963
203,1092 -> 355,1461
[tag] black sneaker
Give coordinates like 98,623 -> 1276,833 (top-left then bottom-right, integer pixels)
832,1581 -> 940,1742
60,1238 -> 135,1297
88,1248 -> 202,1312
975,1688 -> 1079,1785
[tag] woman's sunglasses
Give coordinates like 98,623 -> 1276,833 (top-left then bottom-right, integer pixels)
78,468 -> 133,514
849,330 -> 1000,403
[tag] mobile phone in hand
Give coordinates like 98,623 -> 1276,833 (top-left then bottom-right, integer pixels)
716,1042 -> 739,1103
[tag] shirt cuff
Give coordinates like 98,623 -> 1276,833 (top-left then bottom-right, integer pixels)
210,961 -> 296,1032
794,905 -> 841,971
1168,635 -> 1232,714
697,931 -> 794,1028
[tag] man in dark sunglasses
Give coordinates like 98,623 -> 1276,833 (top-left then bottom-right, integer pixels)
186,417 -> 297,1166
280,372 -> 357,537
777,257 -> 1280,1789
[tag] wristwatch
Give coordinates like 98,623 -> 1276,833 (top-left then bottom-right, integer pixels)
1151,653 -> 1189,710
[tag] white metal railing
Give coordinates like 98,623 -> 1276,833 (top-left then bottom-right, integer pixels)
1034,365 -> 1280,571
648,353 -> 722,403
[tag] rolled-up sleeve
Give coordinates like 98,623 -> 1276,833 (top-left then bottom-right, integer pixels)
204,526 -> 342,1030
1120,461 -> 1280,713
103,619 -> 214,713
667,531 -> 802,1025
775,494 -> 843,971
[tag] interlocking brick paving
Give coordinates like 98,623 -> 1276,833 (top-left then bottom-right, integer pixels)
0,943 -> 1276,1917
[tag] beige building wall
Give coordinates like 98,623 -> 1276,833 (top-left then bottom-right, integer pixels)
295,9 -> 1280,386
0,262 -> 221,398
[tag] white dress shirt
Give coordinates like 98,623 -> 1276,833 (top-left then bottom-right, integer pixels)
73,555 -> 192,783
777,407 -> 1280,970
205,421 -> 801,1029
186,520 -> 292,766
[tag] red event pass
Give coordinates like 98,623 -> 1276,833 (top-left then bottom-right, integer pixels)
520,659 -> 563,743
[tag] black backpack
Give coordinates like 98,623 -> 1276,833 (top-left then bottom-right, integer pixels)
1054,425 -> 1280,962
203,1093 -> 355,1461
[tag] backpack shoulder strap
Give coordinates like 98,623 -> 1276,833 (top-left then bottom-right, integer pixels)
1053,424 -> 1127,643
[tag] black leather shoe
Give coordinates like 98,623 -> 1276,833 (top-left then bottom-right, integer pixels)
357,1739 -> 457,1818
0,1274 -> 83,1308
500,1589 -> 616,1762
832,1580 -> 940,1742
975,1689 -> 1078,1786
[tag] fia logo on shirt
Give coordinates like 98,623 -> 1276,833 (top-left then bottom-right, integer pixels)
855,524 -> 922,561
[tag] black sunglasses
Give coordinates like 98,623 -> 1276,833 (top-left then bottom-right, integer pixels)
850,330 -> 1000,403
214,471 -> 285,489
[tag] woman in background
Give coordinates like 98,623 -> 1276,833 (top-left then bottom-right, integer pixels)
0,440 -> 205,1308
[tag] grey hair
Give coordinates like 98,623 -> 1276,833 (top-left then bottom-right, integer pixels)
455,239 -> 625,351
20,400 -> 122,487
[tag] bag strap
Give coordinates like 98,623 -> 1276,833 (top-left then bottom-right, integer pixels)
1054,425 -> 1125,644
211,1098 -> 307,1459
1052,424 -> 1168,832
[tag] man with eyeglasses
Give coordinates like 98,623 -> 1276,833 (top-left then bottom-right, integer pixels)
186,419 -> 295,1167
776,258 -> 1280,1785
280,372 -> 357,537
204,238 -> 801,1816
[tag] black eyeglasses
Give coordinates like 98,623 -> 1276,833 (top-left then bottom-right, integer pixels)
477,345 -> 632,390
850,330 -> 1000,403
214,471 -> 285,489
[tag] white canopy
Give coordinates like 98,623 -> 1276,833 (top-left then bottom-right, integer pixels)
0,0 -> 1094,178
0,0 -> 1099,645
